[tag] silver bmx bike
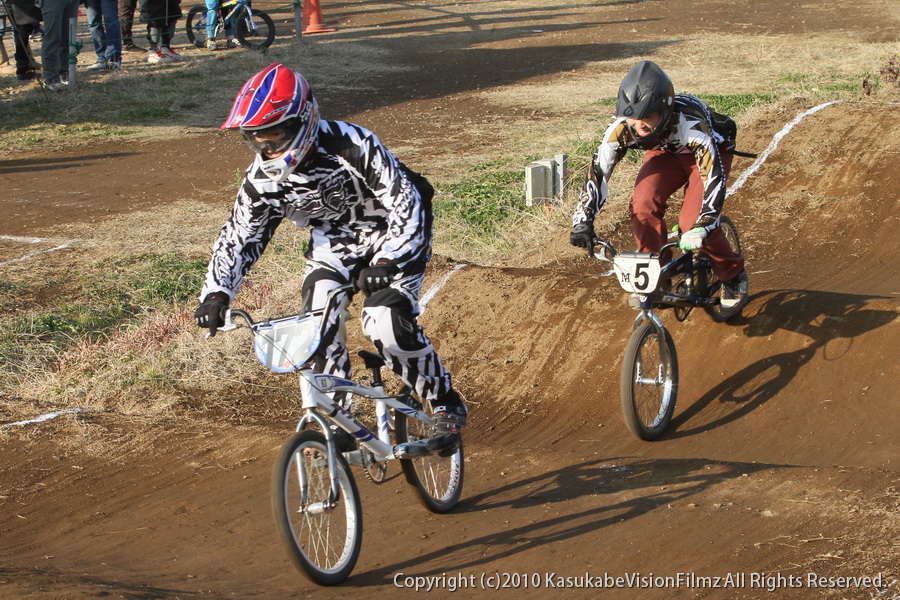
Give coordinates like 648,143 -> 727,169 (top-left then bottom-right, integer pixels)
215,282 -> 464,585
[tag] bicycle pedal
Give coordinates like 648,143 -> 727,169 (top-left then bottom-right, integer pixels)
393,441 -> 434,459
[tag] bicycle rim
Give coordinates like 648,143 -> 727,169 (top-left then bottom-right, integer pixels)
620,322 -> 679,440
272,430 -> 362,585
396,395 -> 464,513
185,5 -> 210,47
235,8 -> 276,49
704,214 -> 743,322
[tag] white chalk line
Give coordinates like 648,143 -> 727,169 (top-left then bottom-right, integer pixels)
0,408 -> 84,430
0,235 -> 80,267
727,100 -> 842,196
419,263 -> 468,315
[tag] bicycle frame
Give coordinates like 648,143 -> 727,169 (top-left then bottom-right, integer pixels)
221,283 -> 435,503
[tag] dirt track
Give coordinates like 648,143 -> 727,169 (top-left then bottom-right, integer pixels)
1,0 -> 898,598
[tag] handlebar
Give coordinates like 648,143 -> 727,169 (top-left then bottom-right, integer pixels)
207,281 -> 356,338
588,236 -> 681,261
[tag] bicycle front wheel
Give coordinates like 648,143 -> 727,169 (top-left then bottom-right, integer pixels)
272,430 -> 362,585
620,321 -> 679,440
185,5 -> 211,48
395,391 -> 464,513
235,8 -> 276,50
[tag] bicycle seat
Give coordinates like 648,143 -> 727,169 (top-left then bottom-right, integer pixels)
358,350 -> 385,370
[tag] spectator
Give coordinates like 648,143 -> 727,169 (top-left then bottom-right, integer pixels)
118,0 -> 141,50
138,0 -> 185,63
202,0 -> 235,51
5,0 -> 42,81
83,0 -> 122,70
38,0 -> 78,90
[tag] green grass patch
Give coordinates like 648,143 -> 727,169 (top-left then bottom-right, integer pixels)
437,160 -> 529,236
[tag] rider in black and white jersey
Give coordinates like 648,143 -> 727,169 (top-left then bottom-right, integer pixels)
195,62 -> 466,454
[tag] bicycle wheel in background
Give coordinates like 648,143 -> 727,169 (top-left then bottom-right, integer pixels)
272,430 -> 362,586
185,5 -> 212,48
620,321 -> 679,440
703,214 -> 744,322
395,390 -> 464,513
235,7 -> 275,50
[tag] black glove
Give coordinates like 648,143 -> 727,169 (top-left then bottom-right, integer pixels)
194,292 -> 230,336
569,221 -> 595,248
356,259 -> 398,295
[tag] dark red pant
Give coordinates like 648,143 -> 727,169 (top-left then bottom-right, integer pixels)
631,149 -> 744,281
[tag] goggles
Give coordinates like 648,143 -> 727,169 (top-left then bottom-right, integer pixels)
240,118 -> 303,158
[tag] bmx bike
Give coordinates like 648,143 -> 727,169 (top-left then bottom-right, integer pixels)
185,0 -> 275,50
589,215 -> 744,440
214,282 -> 464,585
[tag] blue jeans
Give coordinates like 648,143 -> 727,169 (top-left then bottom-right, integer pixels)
84,0 -> 122,63
204,0 -> 232,39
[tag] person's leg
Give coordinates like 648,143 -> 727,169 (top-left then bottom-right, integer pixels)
118,0 -> 137,46
101,0 -> 122,64
300,266 -> 354,407
13,22 -> 37,78
40,0 -> 65,83
679,150 -> 744,281
359,274 -> 461,405
631,150 -> 690,253
83,0 -> 108,63
203,0 -> 218,41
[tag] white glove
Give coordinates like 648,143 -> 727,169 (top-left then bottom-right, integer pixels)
679,227 -> 707,251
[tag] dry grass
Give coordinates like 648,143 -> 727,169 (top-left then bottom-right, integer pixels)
2,0 -> 898,417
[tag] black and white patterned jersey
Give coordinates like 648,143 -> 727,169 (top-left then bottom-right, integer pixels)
573,94 -> 733,231
201,120 -> 431,301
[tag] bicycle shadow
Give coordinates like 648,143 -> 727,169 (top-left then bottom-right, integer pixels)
668,288 -> 896,438
351,455 -> 776,585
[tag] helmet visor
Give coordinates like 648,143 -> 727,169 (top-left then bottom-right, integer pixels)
240,118 -> 303,159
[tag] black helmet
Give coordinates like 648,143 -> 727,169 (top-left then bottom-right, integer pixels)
615,60 -> 675,149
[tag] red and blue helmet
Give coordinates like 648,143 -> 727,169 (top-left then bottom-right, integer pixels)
222,63 -> 320,182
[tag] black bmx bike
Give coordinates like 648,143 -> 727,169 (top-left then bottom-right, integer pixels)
589,215 -> 745,440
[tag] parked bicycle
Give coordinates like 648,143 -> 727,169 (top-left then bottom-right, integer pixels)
214,282 -> 464,585
185,0 -> 275,50
589,215 -> 744,440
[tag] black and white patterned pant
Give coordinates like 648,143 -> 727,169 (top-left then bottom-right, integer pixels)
301,262 -> 452,406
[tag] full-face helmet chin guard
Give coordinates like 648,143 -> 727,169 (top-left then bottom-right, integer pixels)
615,60 -> 675,149
222,62 -> 320,182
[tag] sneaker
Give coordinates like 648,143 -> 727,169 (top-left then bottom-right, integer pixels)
227,37 -> 239,48
123,42 -> 144,52
86,60 -> 108,71
108,61 -> 121,71
147,50 -> 175,64
719,269 -> 749,319
159,46 -> 187,61
425,391 -> 467,455
206,38 -> 218,51
45,80 -> 67,92
16,71 -> 37,81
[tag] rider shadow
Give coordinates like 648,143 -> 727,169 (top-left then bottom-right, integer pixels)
668,288 -> 896,438
353,455 -> 775,585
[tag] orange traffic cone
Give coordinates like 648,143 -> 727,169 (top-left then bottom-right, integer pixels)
302,0 -> 336,34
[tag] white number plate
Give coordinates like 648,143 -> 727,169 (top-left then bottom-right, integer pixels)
612,253 -> 662,293
254,315 -> 321,373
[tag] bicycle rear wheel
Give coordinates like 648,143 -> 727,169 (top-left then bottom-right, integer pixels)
395,390 -> 464,513
185,5 -> 211,48
272,430 -> 362,585
235,7 -> 275,50
704,214 -> 743,322
620,321 -> 679,440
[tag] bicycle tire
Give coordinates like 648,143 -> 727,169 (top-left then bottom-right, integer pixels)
395,390 -> 464,513
704,214 -> 743,322
235,7 -> 275,50
185,5 -> 211,48
271,430 -> 362,586
620,321 -> 679,440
